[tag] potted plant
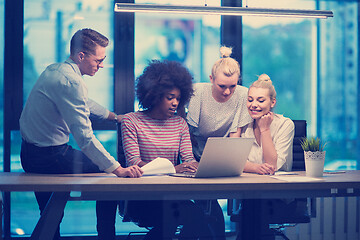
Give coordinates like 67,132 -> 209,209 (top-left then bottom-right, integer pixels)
300,137 -> 326,177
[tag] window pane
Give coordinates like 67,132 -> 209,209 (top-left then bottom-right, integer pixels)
134,0 -> 221,113
242,0 -> 358,170
242,0 -> 316,127
318,1 -> 358,170
134,13 -> 221,111
23,0 -> 114,109
135,0 -> 221,84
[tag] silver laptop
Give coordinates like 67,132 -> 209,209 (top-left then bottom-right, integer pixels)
170,137 -> 254,178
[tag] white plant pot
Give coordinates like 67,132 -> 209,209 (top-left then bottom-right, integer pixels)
304,151 -> 326,177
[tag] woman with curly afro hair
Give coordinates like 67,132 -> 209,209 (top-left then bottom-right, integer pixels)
119,60 -> 212,240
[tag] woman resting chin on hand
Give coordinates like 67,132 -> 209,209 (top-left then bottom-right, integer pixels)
242,74 -> 295,175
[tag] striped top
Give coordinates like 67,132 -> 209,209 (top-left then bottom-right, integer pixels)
121,111 -> 195,166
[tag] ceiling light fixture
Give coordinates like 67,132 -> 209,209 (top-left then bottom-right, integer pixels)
114,3 -> 333,19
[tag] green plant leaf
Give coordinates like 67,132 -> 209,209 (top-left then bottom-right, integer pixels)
300,137 -> 326,152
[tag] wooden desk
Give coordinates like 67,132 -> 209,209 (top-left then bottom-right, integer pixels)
1,171 -> 360,240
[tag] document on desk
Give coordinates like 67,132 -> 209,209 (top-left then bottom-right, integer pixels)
271,175 -> 325,182
141,157 -> 176,176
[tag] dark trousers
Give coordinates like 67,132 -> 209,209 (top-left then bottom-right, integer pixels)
20,140 -> 116,240
195,200 -> 226,240
125,200 -> 214,240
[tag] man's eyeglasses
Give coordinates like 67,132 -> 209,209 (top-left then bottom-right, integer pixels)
83,51 -> 106,65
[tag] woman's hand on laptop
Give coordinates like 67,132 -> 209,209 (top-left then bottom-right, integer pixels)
176,162 -> 198,173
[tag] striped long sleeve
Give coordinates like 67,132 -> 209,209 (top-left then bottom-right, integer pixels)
121,112 -> 195,167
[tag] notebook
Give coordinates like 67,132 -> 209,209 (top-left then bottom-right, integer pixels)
169,137 -> 254,178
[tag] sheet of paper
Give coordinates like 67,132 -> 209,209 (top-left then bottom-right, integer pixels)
271,175 -> 325,182
141,157 -> 176,176
140,175 -> 171,178
275,171 -> 299,176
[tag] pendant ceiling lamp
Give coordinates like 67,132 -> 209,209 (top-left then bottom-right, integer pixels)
114,3 -> 333,19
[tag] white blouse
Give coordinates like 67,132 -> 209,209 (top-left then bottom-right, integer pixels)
240,114 -> 295,171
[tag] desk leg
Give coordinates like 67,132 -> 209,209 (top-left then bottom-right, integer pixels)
30,192 -> 70,240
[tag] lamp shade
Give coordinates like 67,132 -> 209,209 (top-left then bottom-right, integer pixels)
114,3 -> 333,19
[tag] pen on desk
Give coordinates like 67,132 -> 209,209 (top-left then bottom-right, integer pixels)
323,170 -> 346,174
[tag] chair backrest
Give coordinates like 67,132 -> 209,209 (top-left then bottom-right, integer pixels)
116,122 -> 133,221
116,122 -> 127,168
116,122 -> 158,228
291,120 -> 307,171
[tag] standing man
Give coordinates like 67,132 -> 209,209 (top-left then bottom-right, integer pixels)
19,28 -> 142,240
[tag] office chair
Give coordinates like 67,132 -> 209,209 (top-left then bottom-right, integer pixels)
266,120 -> 315,239
228,120 -> 314,240
291,120 -> 307,171
116,122 -> 153,240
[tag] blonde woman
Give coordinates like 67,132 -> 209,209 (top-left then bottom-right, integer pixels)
186,46 -> 252,240
239,74 -> 296,240
242,74 -> 295,174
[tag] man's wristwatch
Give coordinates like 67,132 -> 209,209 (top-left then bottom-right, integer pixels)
114,114 -> 118,123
